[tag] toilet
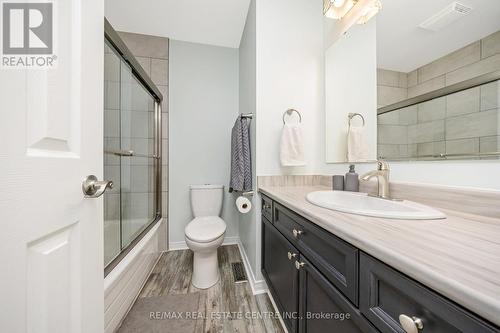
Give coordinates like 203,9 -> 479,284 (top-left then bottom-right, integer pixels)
185,184 -> 227,289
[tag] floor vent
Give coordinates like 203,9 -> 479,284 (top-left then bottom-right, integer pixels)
231,262 -> 247,283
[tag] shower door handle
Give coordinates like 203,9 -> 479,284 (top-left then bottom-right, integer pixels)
82,175 -> 113,198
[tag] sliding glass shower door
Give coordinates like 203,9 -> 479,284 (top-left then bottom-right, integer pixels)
104,40 -> 160,269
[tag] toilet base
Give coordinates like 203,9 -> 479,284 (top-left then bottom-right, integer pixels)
185,234 -> 225,289
192,250 -> 220,289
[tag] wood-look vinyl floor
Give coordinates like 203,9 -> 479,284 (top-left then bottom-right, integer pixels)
134,245 -> 284,333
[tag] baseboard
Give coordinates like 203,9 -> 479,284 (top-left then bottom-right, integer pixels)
168,236 -> 239,251
236,239 -> 268,295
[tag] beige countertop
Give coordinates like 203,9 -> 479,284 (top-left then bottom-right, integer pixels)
259,185 -> 500,327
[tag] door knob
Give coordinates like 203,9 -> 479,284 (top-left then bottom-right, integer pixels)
82,175 -> 113,198
399,314 -> 424,333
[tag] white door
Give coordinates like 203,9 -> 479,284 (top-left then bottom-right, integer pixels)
0,0 -> 105,332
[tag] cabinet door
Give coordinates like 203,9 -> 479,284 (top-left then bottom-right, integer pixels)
262,217 -> 299,333
298,257 -> 378,333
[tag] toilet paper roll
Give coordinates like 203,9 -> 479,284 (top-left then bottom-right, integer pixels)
236,196 -> 252,214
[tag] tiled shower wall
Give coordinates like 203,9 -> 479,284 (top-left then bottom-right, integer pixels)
118,31 -> 169,249
377,30 -> 500,159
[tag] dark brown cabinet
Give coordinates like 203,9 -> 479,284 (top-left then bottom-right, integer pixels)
261,193 -> 500,333
262,217 -> 299,333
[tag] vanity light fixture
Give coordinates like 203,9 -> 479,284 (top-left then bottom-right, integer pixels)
324,0 -> 355,19
357,0 -> 382,24
324,0 -> 382,24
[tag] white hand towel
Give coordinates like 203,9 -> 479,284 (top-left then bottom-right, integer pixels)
280,124 -> 306,166
347,126 -> 370,162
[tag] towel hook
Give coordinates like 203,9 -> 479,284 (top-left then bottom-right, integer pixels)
283,108 -> 302,124
348,113 -> 365,127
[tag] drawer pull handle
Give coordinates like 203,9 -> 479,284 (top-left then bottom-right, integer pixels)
399,315 -> 424,333
292,229 -> 303,237
295,261 -> 305,270
287,252 -> 297,260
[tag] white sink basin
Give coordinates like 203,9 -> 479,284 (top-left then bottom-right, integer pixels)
306,191 -> 446,220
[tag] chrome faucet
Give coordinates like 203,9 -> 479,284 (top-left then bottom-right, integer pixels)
360,160 -> 391,199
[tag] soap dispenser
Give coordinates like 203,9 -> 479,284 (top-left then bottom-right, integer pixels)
345,165 -> 359,192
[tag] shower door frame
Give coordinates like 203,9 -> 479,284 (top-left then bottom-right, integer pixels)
104,19 -> 163,276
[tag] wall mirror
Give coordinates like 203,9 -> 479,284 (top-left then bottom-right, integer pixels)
325,0 -> 500,163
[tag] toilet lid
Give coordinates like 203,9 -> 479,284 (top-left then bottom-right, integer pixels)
185,216 -> 226,243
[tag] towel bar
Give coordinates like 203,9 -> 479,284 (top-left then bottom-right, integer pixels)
283,108 -> 302,124
348,113 -> 365,126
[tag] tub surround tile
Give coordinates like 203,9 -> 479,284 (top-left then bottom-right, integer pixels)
480,81 -> 500,111
378,85 -> 407,107
378,111 -> 400,125
398,105 -> 418,125
446,86 -> 480,117
407,69 -> 418,87
445,109 -> 498,140
446,53 -> 500,86
377,69 -> 407,88
480,135 -> 500,152
135,56 -> 151,76
118,32 -> 169,60
378,144 -> 401,158
378,125 -> 408,144
446,138 -> 480,155
481,30 -> 500,59
151,58 -> 168,86
258,183 -> 500,327
408,75 -> 446,98
407,120 -> 445,144
417,141 -> 445,156
417,41 -> 480,84
417,97 -> 446,122
377,31 -> 500,160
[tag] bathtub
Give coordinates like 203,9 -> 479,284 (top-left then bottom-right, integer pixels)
103,218 -> 164,333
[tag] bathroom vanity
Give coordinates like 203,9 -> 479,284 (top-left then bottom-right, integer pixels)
259,186 -> 500,333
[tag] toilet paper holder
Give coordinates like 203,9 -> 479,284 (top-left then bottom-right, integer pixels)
242,190 -> 254,196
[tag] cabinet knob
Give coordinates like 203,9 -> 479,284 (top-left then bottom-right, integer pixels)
399,315 -> 424,333
292,229 -> 303,237
263,204 -> 271,210
287,252 -> 297,260
295,261 -> 305,270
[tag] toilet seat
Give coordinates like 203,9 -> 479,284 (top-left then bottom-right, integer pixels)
185,216 -> 226,243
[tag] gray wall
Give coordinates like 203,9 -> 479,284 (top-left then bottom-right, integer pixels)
238,0 -> 258,277
169,40 -> 240,245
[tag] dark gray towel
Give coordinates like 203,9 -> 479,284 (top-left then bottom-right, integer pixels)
230,117 -> 252,192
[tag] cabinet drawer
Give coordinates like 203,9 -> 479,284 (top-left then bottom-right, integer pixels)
275,202 -> 359,305
299,257 -> 378,333
261,194 -> 273,222
360,253 -> 500,333
273,202 -> 303,245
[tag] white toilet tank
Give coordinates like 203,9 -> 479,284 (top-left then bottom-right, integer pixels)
190,185 -> 224,217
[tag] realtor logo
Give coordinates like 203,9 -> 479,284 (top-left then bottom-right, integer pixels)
1,1 -> 56,68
